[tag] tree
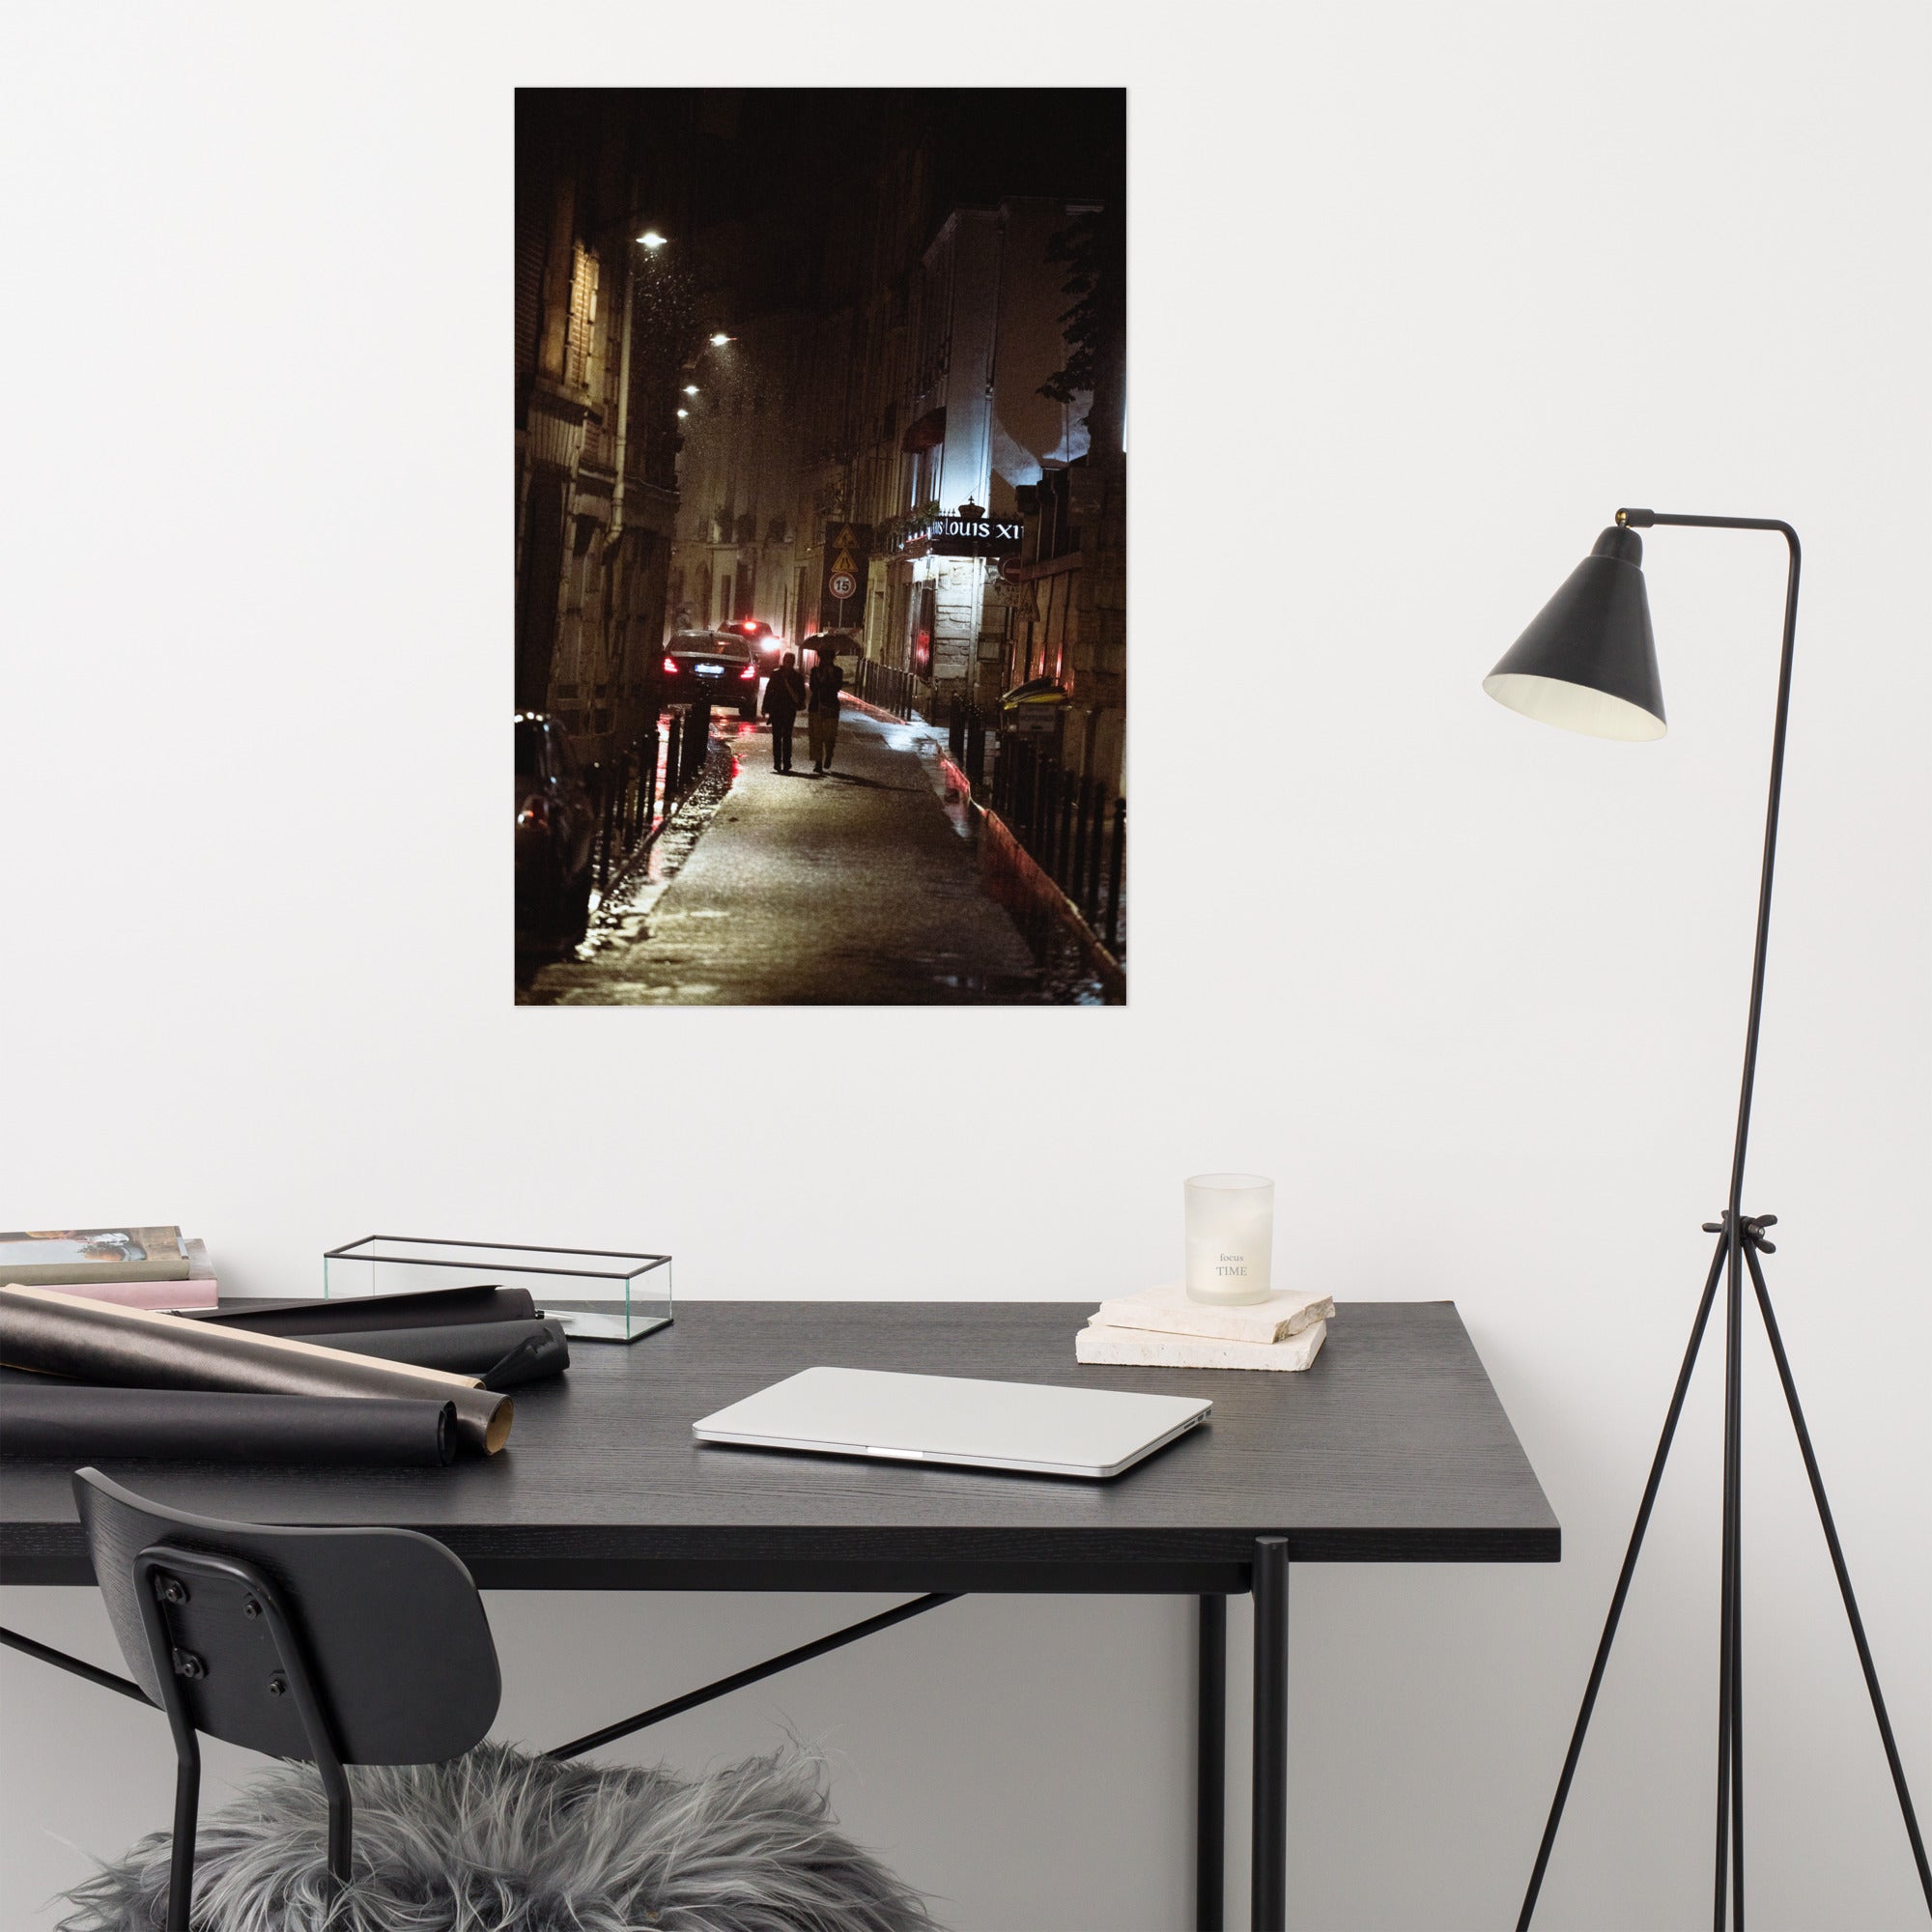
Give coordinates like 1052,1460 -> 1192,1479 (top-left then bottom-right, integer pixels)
1037,200 -> 1125,453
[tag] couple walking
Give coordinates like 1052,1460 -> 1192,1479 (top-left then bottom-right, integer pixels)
761,648 -> 844,775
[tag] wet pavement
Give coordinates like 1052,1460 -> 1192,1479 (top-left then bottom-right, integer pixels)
523,701 -> 1064,1005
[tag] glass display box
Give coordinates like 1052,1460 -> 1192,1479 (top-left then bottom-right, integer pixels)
323,1237 -> 671,1343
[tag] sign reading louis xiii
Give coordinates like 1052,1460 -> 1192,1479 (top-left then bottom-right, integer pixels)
927,513 -> 1023,558
819,522 -> 872,627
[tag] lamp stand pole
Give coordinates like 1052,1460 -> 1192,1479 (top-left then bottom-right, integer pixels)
1518,513 -> 1931,1931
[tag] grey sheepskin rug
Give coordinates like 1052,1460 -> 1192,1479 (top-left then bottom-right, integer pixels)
58,1741 -> 938,1932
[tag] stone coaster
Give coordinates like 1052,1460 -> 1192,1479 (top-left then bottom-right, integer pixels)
1075,1318 -> 1328,1373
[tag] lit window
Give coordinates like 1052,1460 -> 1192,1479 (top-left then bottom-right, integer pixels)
565,242 -> 600,391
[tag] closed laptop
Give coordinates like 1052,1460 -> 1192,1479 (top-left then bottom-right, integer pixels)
693,1366 -> 1211,1480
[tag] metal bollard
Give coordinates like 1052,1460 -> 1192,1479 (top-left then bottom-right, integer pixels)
592,762 -> 610,893
1070,774 -> 1090,903
1041,755 -> 1059,870
1089,778 -> 1105,914
1105,797 -> 1126,953
607,760 -> 621,883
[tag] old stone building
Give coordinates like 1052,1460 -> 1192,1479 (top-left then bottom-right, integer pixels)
515,93 -> 695,761
868,199 -> 1103,706
784,101 -> 1126,795
560,90 -> 1125,795
666,311 -> 812,640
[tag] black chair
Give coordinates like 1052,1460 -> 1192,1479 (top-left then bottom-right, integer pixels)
73,1466 -> 501,1932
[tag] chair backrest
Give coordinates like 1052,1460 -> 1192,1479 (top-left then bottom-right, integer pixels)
74,1468 -> 500,1766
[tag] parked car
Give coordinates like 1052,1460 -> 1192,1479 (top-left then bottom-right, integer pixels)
662,630 -> 760,719
515,711 -> 595,944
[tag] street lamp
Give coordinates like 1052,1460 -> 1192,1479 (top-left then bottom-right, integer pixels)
708,332 -> 732,346
676,409 -> 690,419
606,227 -> 673,552
682,384 -> 699,396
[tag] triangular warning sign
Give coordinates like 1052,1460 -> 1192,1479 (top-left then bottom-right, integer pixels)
832,551 -> 856,575
836,526 -> 858,548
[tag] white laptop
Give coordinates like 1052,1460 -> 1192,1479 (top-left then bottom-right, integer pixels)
692,1366 -> 1211,1480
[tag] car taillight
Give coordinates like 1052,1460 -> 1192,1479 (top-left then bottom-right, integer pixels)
517,796 -> 550,832
741,620 -> 756,633
739,662 -> 756,680
663,654 -> 679,674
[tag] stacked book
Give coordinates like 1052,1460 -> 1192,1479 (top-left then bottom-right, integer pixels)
1075,1280 -> 1333,1371
0,1227 -> 215,1310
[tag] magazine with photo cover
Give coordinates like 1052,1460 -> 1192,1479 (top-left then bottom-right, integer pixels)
0,1228 -> 190,1284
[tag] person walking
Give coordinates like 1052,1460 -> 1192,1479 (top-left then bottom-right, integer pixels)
807,641 -> 845,774
761,650 -> 807,773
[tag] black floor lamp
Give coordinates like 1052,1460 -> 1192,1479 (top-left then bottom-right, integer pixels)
1484,510 -> 1931,1930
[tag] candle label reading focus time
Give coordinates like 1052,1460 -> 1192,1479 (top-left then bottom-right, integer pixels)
1216,1254 -> 1248,1276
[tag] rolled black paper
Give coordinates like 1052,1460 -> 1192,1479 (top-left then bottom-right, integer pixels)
0,1385 -> 456,1466
186,1284 -> 538,1335
306,1318 -> 568,1385
0,1286 -> 513,1456
480,1335 -> 551,1392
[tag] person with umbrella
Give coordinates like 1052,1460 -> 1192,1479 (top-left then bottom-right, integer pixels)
807,637 -> 846,774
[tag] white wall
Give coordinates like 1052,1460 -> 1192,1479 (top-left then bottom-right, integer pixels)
3,6 -> 1927,1927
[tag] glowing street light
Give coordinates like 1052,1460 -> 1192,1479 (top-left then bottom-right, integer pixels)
682,384 -> 700,396
636,230 -> 668,249
676,408 -> 690,418
708,332 -> 732,346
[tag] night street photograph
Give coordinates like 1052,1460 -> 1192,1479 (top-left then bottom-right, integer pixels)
515,88 -> 1126,1006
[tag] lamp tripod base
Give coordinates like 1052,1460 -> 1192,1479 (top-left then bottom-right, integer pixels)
1519,1213 -> 1931,1929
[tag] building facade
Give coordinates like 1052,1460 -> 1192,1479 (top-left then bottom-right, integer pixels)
515,94 -> 693,762
607,93 -> 1126,796
666,311 -> 811,640
865,201 -> 1100,704
822,192 -> 1125,795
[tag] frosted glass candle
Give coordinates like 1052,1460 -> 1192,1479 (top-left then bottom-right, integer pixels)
1184,1173 -> 1275,1305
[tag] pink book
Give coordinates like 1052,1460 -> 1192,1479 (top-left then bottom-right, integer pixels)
25,1277 -> 219,1312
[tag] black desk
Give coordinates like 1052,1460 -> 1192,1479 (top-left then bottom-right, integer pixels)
0,1300 -> 1558,1929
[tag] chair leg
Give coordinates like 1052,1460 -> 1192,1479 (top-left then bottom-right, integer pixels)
167,1744 -> 200,1932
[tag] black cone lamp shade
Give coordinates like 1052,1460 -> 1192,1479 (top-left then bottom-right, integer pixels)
1485,526 -> 1666,740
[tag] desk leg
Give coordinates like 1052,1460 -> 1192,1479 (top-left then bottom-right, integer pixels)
1197,1594 -> 1226,1931
1252,1537 -> 1290,1932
